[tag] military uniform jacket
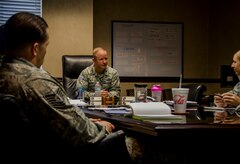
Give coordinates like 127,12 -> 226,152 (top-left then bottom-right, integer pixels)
0,57 -> 108,147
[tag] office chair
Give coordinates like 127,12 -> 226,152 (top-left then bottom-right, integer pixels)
0,93 -> 133,163
183,84 -> 207,103
0,93 -> 40,163
162,84 -> 207,104
62,55 -> 92,99
162,88 -> 173,101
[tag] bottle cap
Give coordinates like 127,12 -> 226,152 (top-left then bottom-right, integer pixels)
151,84 -> 162,91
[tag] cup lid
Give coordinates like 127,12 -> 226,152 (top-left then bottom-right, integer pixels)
134,84 -> 147,88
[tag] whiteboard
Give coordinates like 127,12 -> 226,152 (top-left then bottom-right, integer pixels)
112,21 -> 183,78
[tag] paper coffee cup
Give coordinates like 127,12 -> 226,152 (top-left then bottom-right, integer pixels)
172,88 -> 189,113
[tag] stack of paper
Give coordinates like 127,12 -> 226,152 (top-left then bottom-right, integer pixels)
129,102 -> 183,120
164,100 -> 198,106
88,106 -> 132,115
203,106 -> 235,112
69,99 -> 88,106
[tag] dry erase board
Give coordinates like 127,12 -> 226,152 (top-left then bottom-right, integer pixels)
111,21 -> 183,80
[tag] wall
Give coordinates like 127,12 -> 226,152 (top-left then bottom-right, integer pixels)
42,0 -> 93,77
93,0 -> 210,96
93,0 -> 239,96
41,0 -> 240,97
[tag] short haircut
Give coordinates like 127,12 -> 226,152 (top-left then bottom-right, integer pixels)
4,12 -> 48,54
93,47 -> 106,59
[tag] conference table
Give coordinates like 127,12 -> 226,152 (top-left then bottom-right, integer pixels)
80,104 -> 240,164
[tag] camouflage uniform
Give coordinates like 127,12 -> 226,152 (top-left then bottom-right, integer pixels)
229,82 -> 240,95
76,64 -> 121,103
0,57 -> 108,146
228,82 -> 240,116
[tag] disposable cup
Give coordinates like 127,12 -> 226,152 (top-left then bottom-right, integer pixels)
171,88 -> 189,113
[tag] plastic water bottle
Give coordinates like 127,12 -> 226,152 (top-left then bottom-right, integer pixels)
77,87 -> 85,100
77,76 -> 85,100
94,81 -> 101,97
151,84 -> 162,102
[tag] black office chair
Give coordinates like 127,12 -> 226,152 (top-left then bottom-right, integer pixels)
0,93 -> 42,163
162,88 -> 173,101
0,93 -> 133,163
183,84 -> 207,103
62,55 -> 92,99
162,84 -> 207,104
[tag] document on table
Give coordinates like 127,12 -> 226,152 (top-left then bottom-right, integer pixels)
164,100 -> 198,106
88,106 -> 132,115
69,99 -> 88,106
203,106 -> 235,112
129,102 -> 183,120
88,106 -> 129,111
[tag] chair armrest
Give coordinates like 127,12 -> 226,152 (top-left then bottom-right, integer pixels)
98,130 -> 125,147
96,130 -> 133,163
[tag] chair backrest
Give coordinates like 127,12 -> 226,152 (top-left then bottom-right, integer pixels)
0,93 -> 41,163
62,55 -> 92,99
162,84 -> 207,104
0,93 -> 62,163
182,84 -> 207,104
0,93 -> 32,132
162,88 -> 173,101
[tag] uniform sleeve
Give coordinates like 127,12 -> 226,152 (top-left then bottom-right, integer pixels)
235,104 -> 240,117
77,70 -> 95,100
24,77 -> 107,146
108,70 -> 121,98
230,82 -> 240,96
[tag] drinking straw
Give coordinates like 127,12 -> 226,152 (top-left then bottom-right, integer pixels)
179,74 -> 182,88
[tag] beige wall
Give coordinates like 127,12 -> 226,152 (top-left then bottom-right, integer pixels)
41,0 -> 240,97
42,0 -> 93,77
94,0 -> 210,78
93,0 -> 210,96
93,0 -> 240,96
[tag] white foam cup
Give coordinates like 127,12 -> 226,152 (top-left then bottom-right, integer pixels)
171,88 -> 189,113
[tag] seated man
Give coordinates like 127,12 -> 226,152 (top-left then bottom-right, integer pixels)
76,47 -> 121,104
214,50 -> 240,123
0,12 -> 132,163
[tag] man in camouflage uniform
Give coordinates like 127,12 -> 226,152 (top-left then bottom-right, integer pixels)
214,50 -> 240,122
0,12 -> 132,164
77,47 -> 121,104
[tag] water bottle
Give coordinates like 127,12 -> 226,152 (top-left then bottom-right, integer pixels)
77,87 -> 85,100
77,76 -> 85,100
151,84 -> 162,102
94,81 -> 101,97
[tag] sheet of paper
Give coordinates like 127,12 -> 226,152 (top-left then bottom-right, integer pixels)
129,102 -> 171,115
128,102 -> 184,120
164,100 -> 198,106
203,106 -> 235,112
69,99 -> 88,106
134,114 -> 183,120
104,109 -> 132,115
88,107 -> 129,111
